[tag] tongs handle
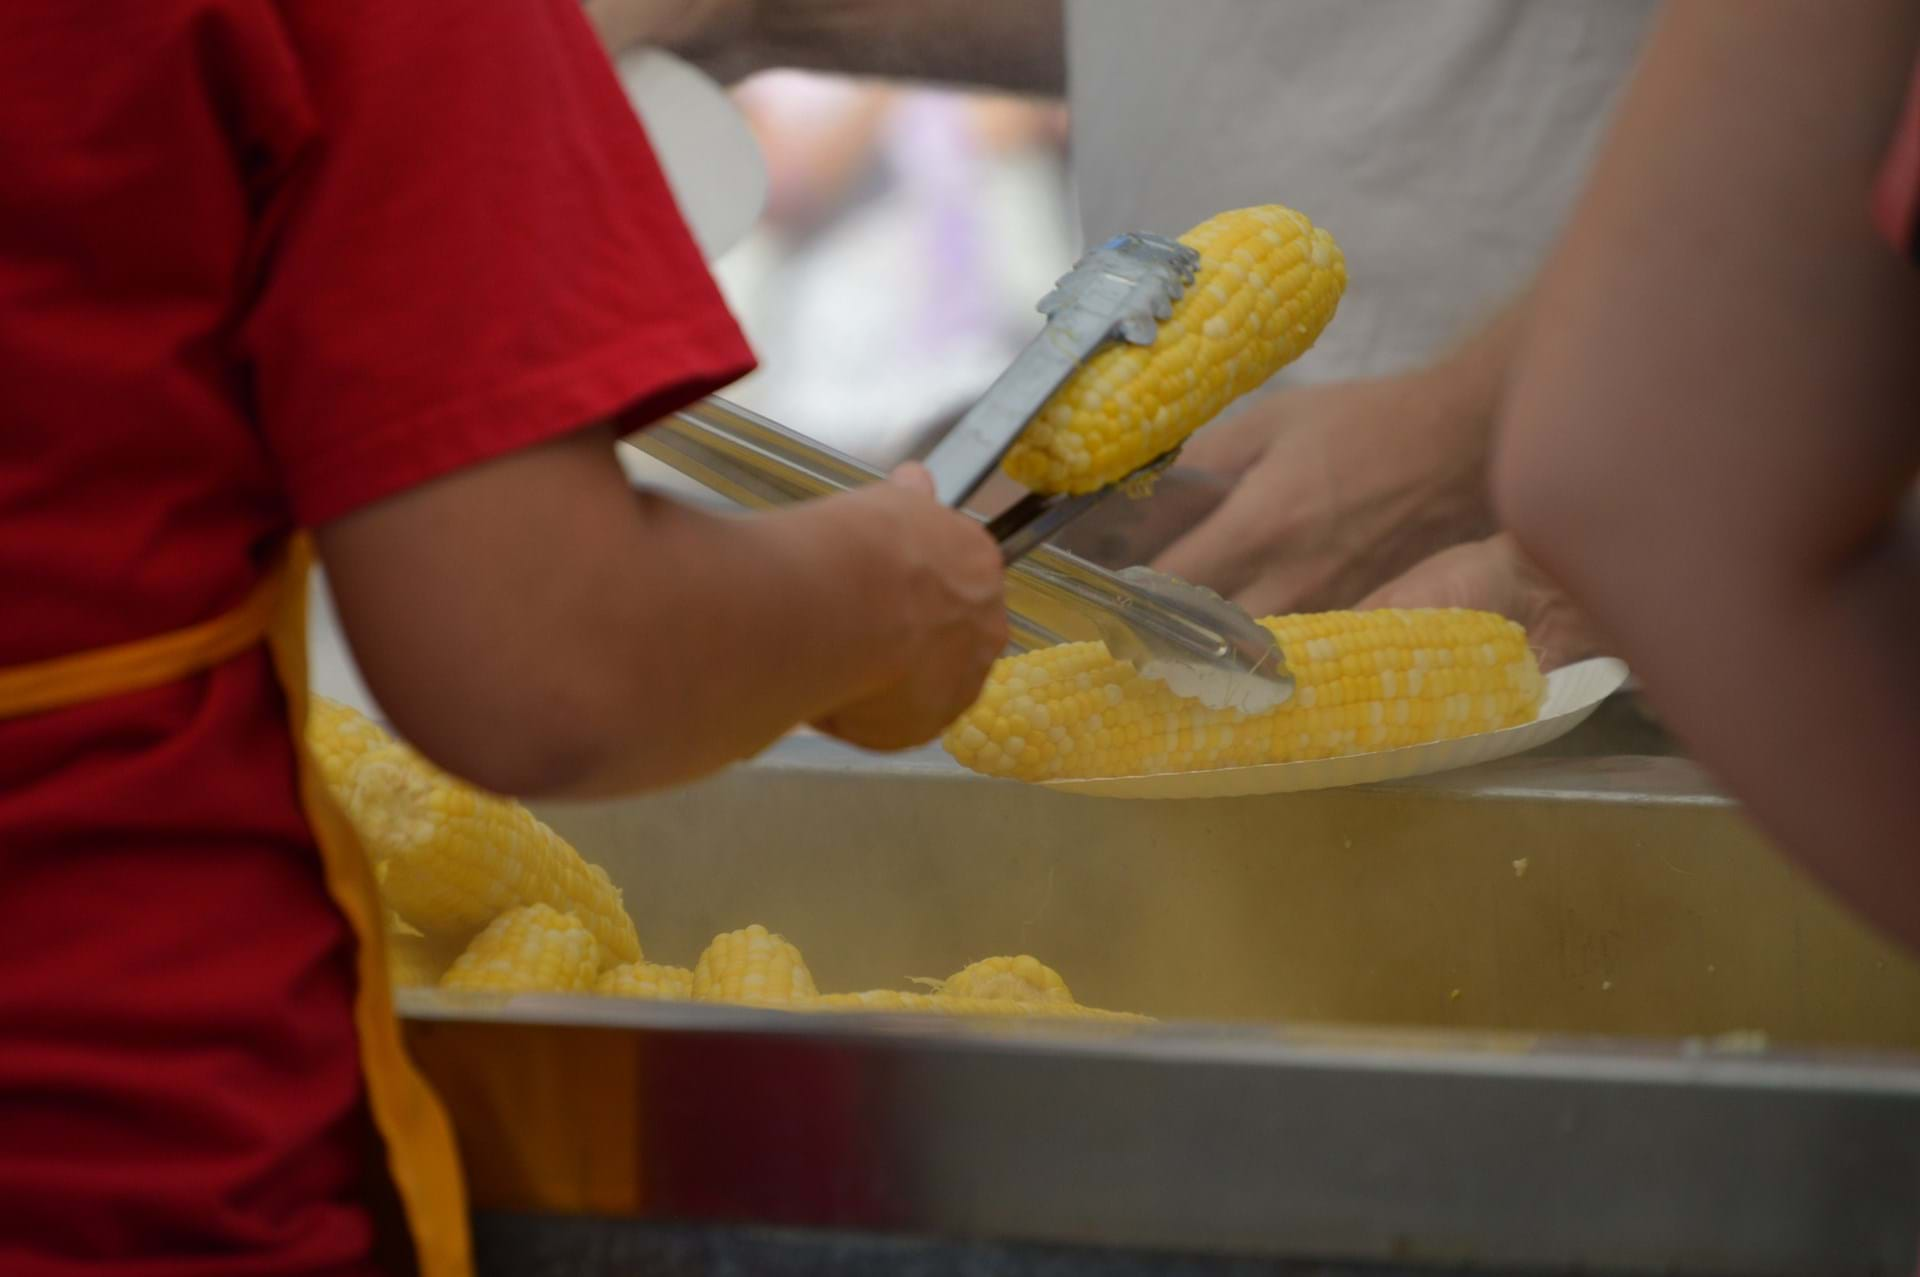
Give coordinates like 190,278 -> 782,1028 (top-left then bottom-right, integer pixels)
632,398 -> 1239,661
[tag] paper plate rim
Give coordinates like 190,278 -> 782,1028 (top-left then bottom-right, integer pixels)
1038,656 -> 1632,800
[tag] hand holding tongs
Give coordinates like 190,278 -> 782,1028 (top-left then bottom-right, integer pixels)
629,399 -> 1294,714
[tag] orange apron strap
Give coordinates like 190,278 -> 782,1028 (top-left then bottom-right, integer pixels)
0,536 -> 474,1277
0,558 -> 284,721
265,536 -> 475,1277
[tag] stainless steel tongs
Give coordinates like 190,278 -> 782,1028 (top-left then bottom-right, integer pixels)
629,399 -> 1294,714
921,232 -> 1203,563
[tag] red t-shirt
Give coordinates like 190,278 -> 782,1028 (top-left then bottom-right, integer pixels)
1874,52 -> 1920,262
0,2 -> 751,1274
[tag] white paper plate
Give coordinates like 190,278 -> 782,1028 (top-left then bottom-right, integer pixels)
615,47 -> 767,261
1041,657 -> 1631,800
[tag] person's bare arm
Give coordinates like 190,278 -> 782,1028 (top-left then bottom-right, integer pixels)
318,425 -> 1005,800
1495,2 -> 1920,943
585,0 -> 1064,94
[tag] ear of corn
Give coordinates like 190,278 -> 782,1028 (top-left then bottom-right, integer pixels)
309,695 -> 391,792
1002,205 -> 1345,496
339,741 -> 640,964
315,704 -> 1154,1022
440,903 -> 602,995
937,956 -> 1075,1006
596,962 -> 695,1000
944,608 -> 1545,783
310,700 -> 641,963
691,925 -> 818,1006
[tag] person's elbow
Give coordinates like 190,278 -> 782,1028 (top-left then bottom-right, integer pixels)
310,428 -> 698,800
324,620 -> 622,798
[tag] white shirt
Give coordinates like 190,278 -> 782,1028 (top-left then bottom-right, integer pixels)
1067,0 -> 1656,382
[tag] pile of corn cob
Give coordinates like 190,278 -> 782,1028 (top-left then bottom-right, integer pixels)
310,700 -> 1142,1022
943,204 -> 1546,783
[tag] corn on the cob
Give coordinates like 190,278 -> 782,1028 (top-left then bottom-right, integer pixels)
340,742 -> 640,963
596,962 -> 695,1000
945,608 -> 1544,782
1002,206 -> 1345,495
937,956 -> 1075,1006
308,696 -> 391,793
691,925 -> 817,1006
440,903 -> 601,994
814,990 -> 1149,1023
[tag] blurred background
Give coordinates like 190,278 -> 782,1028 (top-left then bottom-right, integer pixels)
705,72 -> 1075,467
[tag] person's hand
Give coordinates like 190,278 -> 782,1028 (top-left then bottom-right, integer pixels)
1356,533 -> 1607,672
1147,370 -> 1499,616
812,464 -> 1008,750
583,0 -> 757,78
1043,467 -> 1237,569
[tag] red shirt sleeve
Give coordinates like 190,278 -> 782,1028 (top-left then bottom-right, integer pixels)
244,0 -> 754,526
1871,52 -> 1920,264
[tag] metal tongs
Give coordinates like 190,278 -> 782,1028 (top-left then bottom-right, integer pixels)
921,232 -> 1205,563
630,399 -> 1294,714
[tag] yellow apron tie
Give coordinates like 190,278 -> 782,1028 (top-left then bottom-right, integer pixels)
0,535 -> 473,1277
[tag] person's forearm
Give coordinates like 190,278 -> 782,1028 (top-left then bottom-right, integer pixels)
757,0 -> 1062,91
320,428 -> 925,799
524,491 -> 926,797
1497,1 -> 1920,944
591,0 -> 1064,94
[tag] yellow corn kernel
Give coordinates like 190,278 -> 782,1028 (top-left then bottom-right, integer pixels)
938,956 -> 1075,1006
308,696 -> 392,793
944,607 -> 1545,782
596,962 -> 695,1001
1002,205 -> 1345,495
341,742 -> 640,963
691,925 -> 818,1007
440,903 -> 601,995
814,990 -> 1149,1023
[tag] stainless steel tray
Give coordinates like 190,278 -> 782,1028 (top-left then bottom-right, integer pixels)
403,735 -> 1920,1273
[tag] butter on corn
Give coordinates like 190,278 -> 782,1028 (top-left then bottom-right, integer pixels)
1002,205 -> 1345,495
440,903 -> 601,995
945,608 -> 1544,783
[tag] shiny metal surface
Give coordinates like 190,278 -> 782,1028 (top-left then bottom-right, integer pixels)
409,992 -> 1920,1274
529,735 -> 1920,1044
407,739 -> 1920,1271
469,1212 -> 1635,1277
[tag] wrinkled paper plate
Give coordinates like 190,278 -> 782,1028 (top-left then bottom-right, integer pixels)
1041,657 -> 1631,800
